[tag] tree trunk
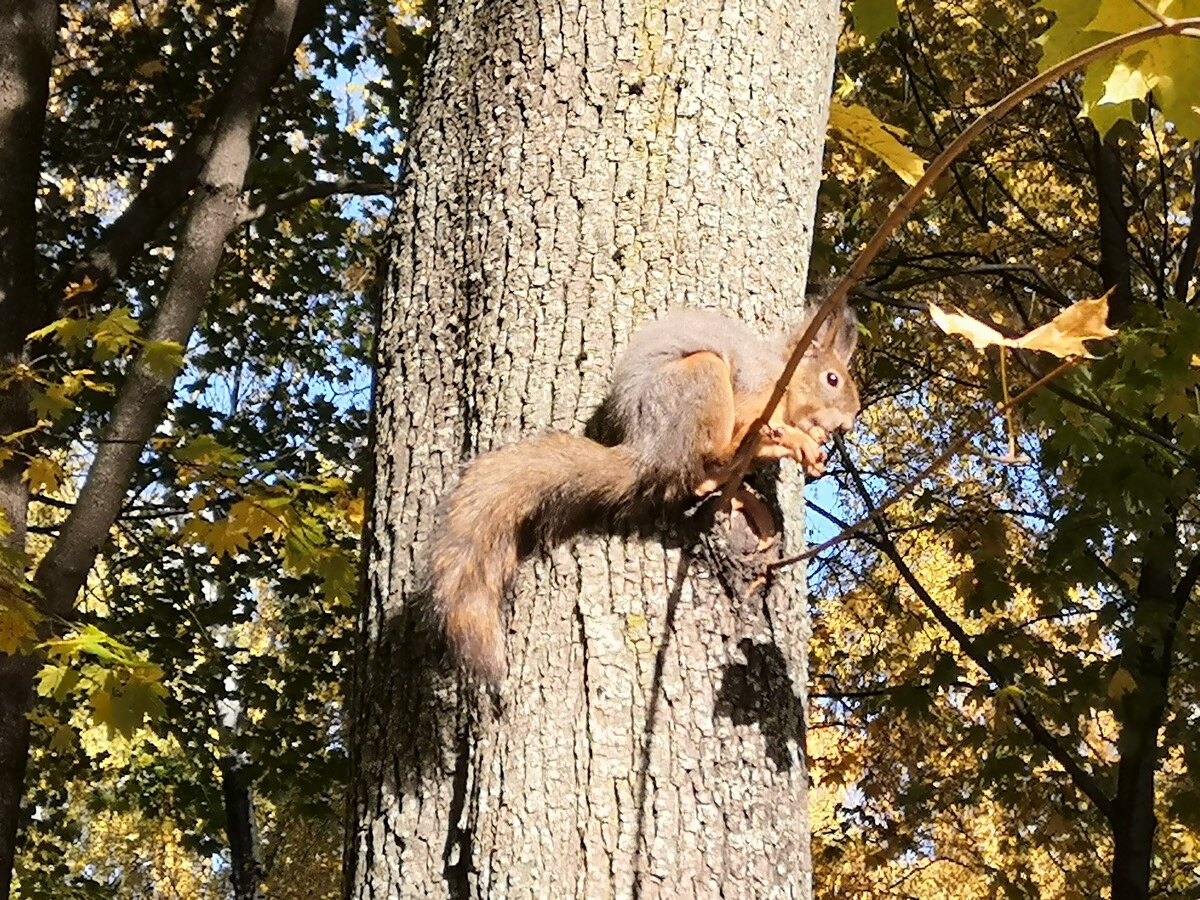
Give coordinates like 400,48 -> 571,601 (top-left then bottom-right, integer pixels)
1110,525 -> 1178,900
221,753 -> 263,900
0,2 -> 57,895
348,1 -> 838,896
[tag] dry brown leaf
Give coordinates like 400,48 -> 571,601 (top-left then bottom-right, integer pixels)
928,302 -> 1008,351
1013,296 -> 1117,359
929,294 -> 1117,359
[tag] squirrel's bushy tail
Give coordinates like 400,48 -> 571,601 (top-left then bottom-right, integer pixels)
431,433 -> 642,684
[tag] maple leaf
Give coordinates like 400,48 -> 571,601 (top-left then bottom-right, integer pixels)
23,456 -> 66,494
928,303 -> 1008,351
228,498 -> 285,541
930,295 -> 1117,358
91,306 -> 140,361
204,519 -> 253,557
1037,0 -> 1200,139
1108,667 -> 1137,699
29,385 -> 74,421
62,275 -> 98,301
36,664 -> 81,702
0,606 -> 39,655
316,549 -> 358,604
141,339 -> 186,376
850,0 -> 899,41
828,100 -> 926,186
1013,296 -> 1118,358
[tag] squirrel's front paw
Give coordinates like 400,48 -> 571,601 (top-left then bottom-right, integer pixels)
790,425 -> 828,478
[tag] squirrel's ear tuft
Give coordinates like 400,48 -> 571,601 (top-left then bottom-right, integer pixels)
830,303 -> 858,363
796,300 -> 858,362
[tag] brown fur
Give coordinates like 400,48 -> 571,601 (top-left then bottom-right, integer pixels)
431,305 -> 861,684
431,433 -> 640,683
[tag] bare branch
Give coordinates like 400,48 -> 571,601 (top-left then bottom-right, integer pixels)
769,358 -> 1078,567
1175,145 -> 1200,304
236,179 -> 394,225
44,0 -> 325,314
834,441 -> 1118,823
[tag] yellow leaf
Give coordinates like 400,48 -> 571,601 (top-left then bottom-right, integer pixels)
0,605 -> 39,655
930,295 -> 1117,359
137,59 -> 166,77
62,276 -> 98,301
1097,59 -> 1155,107
49,724 -> 75,752
343,494 -> 365,528
29,385 -> 74,421
1108,667 -> 1137,699
1013,295 -> 1117,359
204,519 -> 253,558
23,457 -> 65,494
228,498 -> 284,542
928,302 -> 1009,351
992,685 -> 1024,735
1190,354 -> 1200,367
92,306 -> 140,361
828,100 -> 927,186
109,6 -> 133,29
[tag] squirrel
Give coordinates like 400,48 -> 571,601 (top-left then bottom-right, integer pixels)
430,302 -> 861,684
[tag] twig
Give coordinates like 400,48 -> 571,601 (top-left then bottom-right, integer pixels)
720,17 -> 1200,500
235,179 -> 393,225
769,358 -> 1079,569
834,438 -> 1117,822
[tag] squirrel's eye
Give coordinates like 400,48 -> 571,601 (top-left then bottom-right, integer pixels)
826,371 -> 839,388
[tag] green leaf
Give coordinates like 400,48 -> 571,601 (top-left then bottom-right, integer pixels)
141,339 -> 186,377
850,0 -> 899,42
29,385 -> 74,421
91,306 -> 141,361
1037,0 -> 1200,139
36,665 -> 81,702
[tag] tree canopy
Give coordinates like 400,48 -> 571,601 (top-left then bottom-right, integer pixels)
0,0 -> 1196,895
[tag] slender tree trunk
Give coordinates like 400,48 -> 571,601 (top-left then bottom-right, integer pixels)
221,753 -> 263,900
1088,118 -> 1174,900
348,1 -> 838,896
0,1 -> 319,891
1110,525 -> 1177,900
0,3 -> 57,895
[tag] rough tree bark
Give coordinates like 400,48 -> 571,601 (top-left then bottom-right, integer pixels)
0,2 -> 58,893
349,1 -> 839,897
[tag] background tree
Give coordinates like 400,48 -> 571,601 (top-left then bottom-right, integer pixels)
806,0 -> 1200,896
348,0 -> 842,895
0,0 -> 416,894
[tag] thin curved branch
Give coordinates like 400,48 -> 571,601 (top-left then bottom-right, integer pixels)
721,18 -> 1200,499
770,358 -> 1078,567
236,179 -> 394,225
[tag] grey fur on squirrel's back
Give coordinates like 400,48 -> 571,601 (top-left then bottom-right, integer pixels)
604,309 -> 785,474
612,309 -> 785,396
